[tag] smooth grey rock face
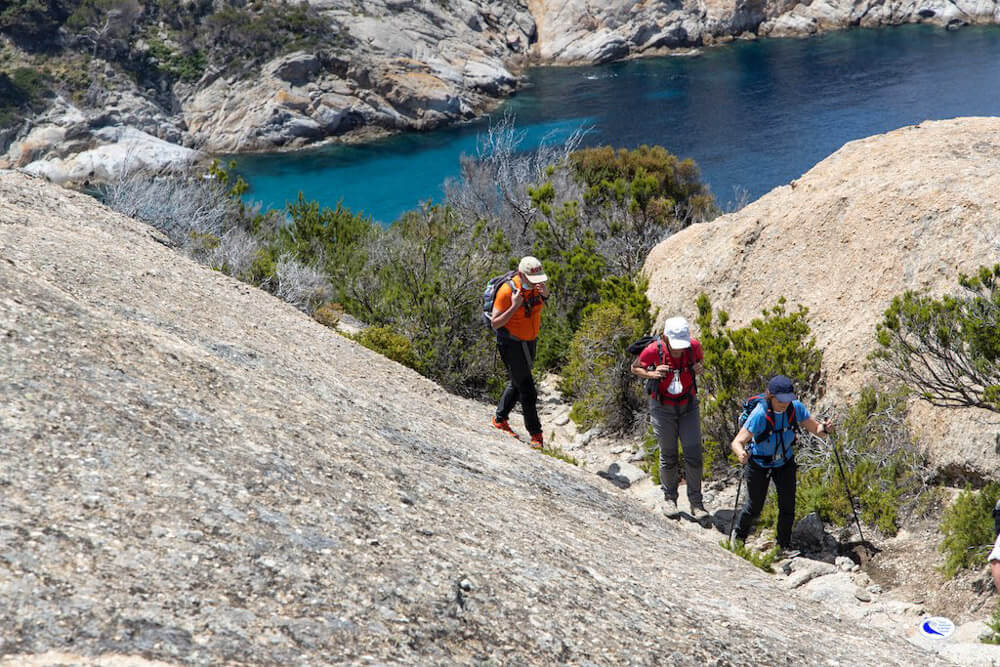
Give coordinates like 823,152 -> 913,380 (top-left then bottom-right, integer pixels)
597,461 -> 648,489
0,169 -> 942,664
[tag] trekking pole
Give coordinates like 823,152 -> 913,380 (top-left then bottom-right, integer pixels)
729,465 -> 744,548
829,431 -> 866,546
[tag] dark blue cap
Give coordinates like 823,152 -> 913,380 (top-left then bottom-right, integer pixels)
768,375 -> 796,403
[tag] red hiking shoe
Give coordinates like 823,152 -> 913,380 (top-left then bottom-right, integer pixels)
529,432 -> 544,450
492,416 -> 520,440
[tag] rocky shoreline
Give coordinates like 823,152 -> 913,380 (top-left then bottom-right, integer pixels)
4,0 -> 1000,185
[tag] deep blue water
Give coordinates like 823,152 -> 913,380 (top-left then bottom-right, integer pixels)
233,24 -> 1000,224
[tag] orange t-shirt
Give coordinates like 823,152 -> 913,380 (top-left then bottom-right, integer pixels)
493,275 -> 544,341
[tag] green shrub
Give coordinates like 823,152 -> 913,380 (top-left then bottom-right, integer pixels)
146,38 -> 205,82
636,425 -> 659,483
201,1 -> 337,73
346,206 -> 507,397
983,601 -> 1000,645
874,264 -> 1000,412
695,293 -> 823,471
562,293 -> 649,432
279,193 -> 374,303
938,482 -> 1000,578
356,325 -> 422,372
570,144 -> 717,229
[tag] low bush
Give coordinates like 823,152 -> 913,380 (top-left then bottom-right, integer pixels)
355,325 -> 422,372
146,38 -> 205,82
313,301 -> 343,329
938,482 -> 1000,578
562,291 -> 650,432
273,253 -> 331,314
874,264 -> 1000,413
201,1 -> 335,73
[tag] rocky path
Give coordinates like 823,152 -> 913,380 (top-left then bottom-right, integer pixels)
533,373 -> 1000,665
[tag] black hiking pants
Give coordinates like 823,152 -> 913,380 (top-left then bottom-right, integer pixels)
734,459 -> 797,548
496,337 -> 540,436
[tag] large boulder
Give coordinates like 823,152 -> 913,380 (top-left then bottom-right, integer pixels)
643,117 -> 1000,482
21,126 -> 200,185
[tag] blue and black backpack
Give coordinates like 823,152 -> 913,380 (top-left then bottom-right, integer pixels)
737,394 -> 800,464
480,270 -> 518,330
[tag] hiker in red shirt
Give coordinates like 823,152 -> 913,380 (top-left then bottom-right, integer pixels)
631,316 -> 708,520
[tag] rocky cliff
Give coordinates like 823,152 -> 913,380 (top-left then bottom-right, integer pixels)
0,168 -> 949,664
5,0 -> 1000,183
644,116 -> 1000,484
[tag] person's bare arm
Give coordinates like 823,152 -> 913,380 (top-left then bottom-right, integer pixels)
631,355 -> 665,380
991,560 -> 1000,592
731,427 -> 754,465
801,415 -> 835,437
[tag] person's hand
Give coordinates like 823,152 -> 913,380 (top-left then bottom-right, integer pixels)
654,364 -> 670,378
537,281 -> 548,298
511,286 -> 524,308
693,361 -> 704,374
823,419 -> 835,435
737,447 -> 749,465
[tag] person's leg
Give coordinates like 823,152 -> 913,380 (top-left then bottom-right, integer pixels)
678,401 -> 704,509
734,463 -> 770,542
650,400 -> 680,501
518,339 -> 541,436
495,341 -> 521,421
772,461 -> 798,548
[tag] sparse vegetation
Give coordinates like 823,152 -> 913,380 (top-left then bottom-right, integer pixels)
938,482 -> 1000,578
983,602 -> 1000,645
540,444 -> 579,466
794,386 -> 932,536
721,539 -> 780,572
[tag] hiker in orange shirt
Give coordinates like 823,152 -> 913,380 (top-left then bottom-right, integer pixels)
489,256 -> 549,449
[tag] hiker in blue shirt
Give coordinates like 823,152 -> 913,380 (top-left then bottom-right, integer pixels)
730,375 -> 834,556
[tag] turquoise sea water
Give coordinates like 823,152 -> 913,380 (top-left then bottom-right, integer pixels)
232,24 -> 1000,224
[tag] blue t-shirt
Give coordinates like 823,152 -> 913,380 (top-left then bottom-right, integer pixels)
744,400 -> 810,468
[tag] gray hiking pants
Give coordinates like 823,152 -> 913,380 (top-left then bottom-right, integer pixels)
650,398 -> 703,507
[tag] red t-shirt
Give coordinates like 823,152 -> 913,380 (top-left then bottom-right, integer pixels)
637,338 -> 702,403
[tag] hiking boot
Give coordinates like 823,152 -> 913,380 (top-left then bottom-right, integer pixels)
691,505 -> 710,521
492,416 -> 520,440
662,499 -> 680,519
529,432 -> 544,450
776,547 -> 801,560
